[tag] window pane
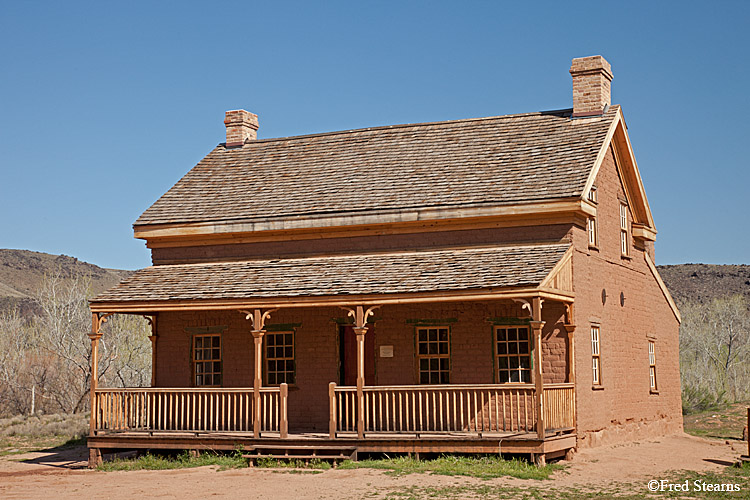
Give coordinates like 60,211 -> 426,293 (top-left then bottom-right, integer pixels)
420,372 -> 429,384
520,357 -> 530,369
509,343 -> 518,354
196,374 -> 203,386
519,342 -> 528,354
439,329 -> 448,341
212,349 -> 220,360
430,358 -> 439,370
213,337 -> 220,348
438,342 -> 448,354
497,343 -> 507,355
498,357 -> 508,369
518,328 -> 528,340
509,371 -> 520,383
508,329 -> 517,341
440,358 -> 449,371
420,359 -> 428,370
195,337 -> 203,348
214,361 -> 221,373
509,358 -> 519,369
521,371 -> 531,383
419,329 -> 427,341
428,342 -> 438,354
429,329 -> 437,341
498,370 -> 509,383
440,372 -> 449,384
497,329 -> 506,341
286,360 -> 294,372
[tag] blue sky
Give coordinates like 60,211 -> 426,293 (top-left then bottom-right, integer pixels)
1,1 -> 748,270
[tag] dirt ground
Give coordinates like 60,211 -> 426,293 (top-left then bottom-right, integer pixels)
0,433 -> 745,499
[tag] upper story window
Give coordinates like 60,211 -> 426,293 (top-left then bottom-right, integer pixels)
587,186 -> 598,203
620,202 -> 630,256
648,341 -> 657,391
417,327 -> 450,384
495,326 -> 531,383
591,325 -> 602,386
265,331 -> 295,385
194,334 -> 222,387
588,217 -> 598,247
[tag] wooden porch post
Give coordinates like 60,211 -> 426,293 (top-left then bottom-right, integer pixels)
252,329 -> 265,438
531,296 -> 546,440
88,312 -> 108,469
144,316 -> 158,387
329,382 -> 337,439
355,325 -> 367,439
565,324 -> 576,384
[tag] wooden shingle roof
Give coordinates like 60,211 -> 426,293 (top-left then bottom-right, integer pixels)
135,107 -> 619,227
92,243 -> 570,306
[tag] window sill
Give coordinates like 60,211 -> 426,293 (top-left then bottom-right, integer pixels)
649,389 -> 659,395
621,254 -> 632,260
588,245 -> 599,252
591,385 -> 605,391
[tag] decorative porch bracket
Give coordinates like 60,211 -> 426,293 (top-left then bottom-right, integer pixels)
530,296 -> 546,440
240,308 -> 278,438
142,315 -> 157,387
340,305 -> 381,438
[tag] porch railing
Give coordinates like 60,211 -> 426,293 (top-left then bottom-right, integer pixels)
330,383 -> 540,435
542,383 -> 575,431
93,386 -> 286,434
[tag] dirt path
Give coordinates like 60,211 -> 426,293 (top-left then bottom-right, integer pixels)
0,433 -> 744,499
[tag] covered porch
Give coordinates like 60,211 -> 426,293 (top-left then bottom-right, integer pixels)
87,243 -> 577,466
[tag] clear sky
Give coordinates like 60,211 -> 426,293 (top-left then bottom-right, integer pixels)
1,1 -> 748,270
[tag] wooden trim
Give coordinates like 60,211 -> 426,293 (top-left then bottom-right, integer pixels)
90,287 -> 575,313
643,252 -> 681,323
632,224 -> 657,241
135,200 -> 594,247
540,247 -> 573,292
415,326 -> 451,385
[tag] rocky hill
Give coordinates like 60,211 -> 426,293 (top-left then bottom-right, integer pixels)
657,263 -> 750,306
0,249 -> 130,317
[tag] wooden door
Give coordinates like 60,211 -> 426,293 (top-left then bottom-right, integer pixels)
340,325 -> 376,386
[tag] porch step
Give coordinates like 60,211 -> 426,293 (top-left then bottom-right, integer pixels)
243,444 -> 358,464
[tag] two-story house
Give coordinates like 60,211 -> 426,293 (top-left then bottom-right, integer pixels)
87,55 -> 682,467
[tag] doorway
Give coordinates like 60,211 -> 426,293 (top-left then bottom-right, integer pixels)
339,325 -> 376,386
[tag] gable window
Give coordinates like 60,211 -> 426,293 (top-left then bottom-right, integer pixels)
495,326 -> 531,383
620,202 -> 630,256
265,331 -> 295,385
416,327 -> 450,384
194,334 -> 221,387
591,325 -> 601,386
587,186 -> 598,203
648,341 -> 657,391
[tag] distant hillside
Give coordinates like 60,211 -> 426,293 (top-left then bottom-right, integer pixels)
657,263 -> 750,305
0,249 -> 131,317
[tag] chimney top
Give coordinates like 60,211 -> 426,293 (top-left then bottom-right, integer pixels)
224,109 -> 259,147
570,55 -> 613,117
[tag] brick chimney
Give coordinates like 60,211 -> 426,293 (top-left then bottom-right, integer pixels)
224,109 -> 259,147
570,56 -> 613,117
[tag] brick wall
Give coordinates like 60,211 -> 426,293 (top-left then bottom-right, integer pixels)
572,146 -> 682,447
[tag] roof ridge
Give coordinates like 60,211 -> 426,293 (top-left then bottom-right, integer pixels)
224,107 -> 587,147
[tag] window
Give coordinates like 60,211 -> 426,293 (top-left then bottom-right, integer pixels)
265,331 -> 295,385
588,217 -> 598,247
649,341 -> 657,391
587,186 -> 598,203
194,334 -> 221,387
620,202 -> 629,256
416,327 -> 450,384
495,326 -> 531,383
591,326 -> 601,385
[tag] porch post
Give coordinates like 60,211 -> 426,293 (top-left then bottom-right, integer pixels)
252,329 -> 265,438
89,313 -> 102,438
145,316 -> 158,387
565,324 -> 576,384
355,325 -> 367,439
531,296 -> 546,440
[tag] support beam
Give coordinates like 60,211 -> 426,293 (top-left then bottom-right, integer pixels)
144,315 -> 158,387
531,296 -> 545,440
88,312 -> 112,469
240,308 -> 277,438
340,305 -> 381,439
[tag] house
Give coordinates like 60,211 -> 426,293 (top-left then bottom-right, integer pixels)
87,55 -> 682,467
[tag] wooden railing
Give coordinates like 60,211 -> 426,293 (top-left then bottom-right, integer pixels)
542,383 -> 575,430
94,386 -> 287,435
330,383 -> 538,435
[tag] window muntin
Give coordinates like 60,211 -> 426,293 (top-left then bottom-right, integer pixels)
495,326 -> 531,383
265,331 -> 295,385
620,202 -> 629,256
194,334 -> 221,387
591,326 -> 601,385
649,341 -> 657,390
416,327 -> 450,384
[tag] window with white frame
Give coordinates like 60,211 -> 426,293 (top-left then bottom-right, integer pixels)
591,325 -> 601,385
587,186 -> 598,203
620,202 -> 630,256
648,341 -> 657,390
588,217 -> 598,247
495,326 -> 531,383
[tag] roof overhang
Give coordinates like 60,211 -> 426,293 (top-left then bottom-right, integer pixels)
134,199 -> 594,248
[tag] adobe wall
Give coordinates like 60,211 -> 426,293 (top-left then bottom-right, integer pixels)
153,300 -> 569,432
572,145 -> 682,448
149,224 -> 571,264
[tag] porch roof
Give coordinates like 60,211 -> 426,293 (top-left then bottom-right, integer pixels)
91,243 -> 571,311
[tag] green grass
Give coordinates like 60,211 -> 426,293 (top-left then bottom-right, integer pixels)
683,401 -> 748,441
337,454 -> 561,480
98,450 -> 248,472
255,457 -> 332,470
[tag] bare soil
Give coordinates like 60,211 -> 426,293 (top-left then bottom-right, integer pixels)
0,433 -> 745,499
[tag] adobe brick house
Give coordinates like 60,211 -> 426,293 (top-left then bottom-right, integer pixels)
87,55 -> 682,467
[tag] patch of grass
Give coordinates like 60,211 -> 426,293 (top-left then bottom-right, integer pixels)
0,413 -> 89,456
337,454 -> 561,480
683,401 -> 748,441
255,457 -> 332,470
98,450 -> 247,472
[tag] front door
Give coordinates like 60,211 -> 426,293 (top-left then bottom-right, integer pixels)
340,325 -> 376,386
